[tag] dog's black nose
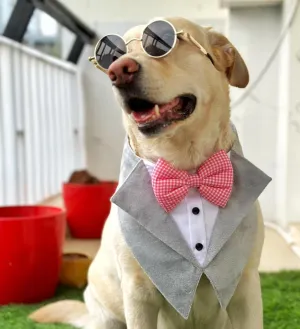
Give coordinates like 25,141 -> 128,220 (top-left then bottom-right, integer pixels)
108,58 -> 140,88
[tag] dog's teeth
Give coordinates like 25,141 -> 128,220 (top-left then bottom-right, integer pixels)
154,105 -> 160,117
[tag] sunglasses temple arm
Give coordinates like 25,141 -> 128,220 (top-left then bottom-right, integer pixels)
88,56 -> 106,72
187,34 -> 208,55
184,33 -> 215,65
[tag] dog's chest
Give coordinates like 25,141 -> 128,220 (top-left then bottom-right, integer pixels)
157,276 -> 232,329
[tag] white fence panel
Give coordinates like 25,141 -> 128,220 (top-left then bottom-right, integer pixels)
0,36 -> 86,205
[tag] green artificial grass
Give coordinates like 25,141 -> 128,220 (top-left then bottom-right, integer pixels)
1,272 -> 300,328
262,271 -> 300,329
0,285 -> 84,329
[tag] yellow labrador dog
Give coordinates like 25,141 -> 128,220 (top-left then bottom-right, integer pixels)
30,17 -> 271,329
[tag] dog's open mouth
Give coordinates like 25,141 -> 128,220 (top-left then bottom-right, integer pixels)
127,94 -> 197,135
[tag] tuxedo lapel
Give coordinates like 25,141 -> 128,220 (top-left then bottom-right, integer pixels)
111,143 -> 199,267
205,150 -> 272,266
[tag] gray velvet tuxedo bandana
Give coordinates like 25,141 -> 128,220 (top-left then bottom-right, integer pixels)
111,129 -> 272,319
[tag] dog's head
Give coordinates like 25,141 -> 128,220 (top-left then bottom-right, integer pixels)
99,17 -> 249,168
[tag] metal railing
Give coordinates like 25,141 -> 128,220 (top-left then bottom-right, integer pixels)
0,36 -> 86,205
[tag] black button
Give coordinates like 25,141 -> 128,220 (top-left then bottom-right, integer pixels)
195,243 -> 204,251
192,207 -> 200,215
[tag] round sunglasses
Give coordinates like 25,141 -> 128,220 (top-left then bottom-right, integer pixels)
89,19 -> 214,72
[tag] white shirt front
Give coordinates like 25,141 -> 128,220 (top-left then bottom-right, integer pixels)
144,153 -> 230,266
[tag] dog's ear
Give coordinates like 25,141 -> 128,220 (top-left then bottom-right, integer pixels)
206,29 -> 249,88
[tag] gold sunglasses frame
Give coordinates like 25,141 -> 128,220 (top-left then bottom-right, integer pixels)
88,19 -> 214,73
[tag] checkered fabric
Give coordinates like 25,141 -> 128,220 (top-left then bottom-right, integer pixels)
152,150 -> 234,213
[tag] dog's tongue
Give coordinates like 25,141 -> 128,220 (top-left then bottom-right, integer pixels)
132,98 -> 180,124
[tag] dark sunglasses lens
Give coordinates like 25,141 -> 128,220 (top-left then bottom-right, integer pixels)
95,35 -> 126,69
142,21 -> 176,57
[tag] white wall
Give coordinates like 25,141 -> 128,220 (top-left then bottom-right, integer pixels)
60,0 -> 227,24
280,0 -> 300,224
228,1 -> 300,225
227,6 -> 281,221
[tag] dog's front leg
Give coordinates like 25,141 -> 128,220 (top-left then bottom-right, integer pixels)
227,270 -> 263,329
122,273 -> 163,329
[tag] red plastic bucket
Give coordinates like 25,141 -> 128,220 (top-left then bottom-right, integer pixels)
0,206 -> 66,305
63,182 -> 118,239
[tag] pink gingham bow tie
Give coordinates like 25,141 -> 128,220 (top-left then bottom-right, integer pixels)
152,150 -> 234,213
